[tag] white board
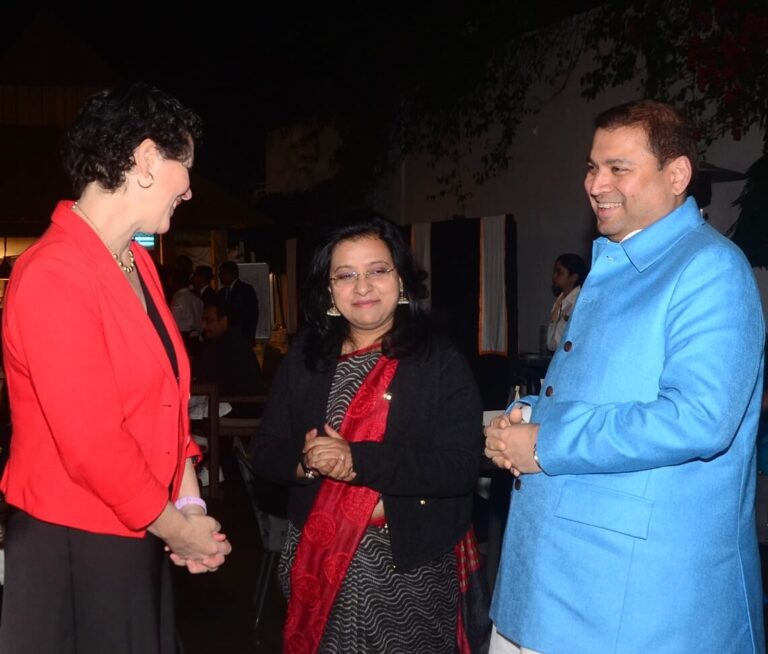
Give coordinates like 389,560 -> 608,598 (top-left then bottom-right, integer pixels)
236,262 -> 271,341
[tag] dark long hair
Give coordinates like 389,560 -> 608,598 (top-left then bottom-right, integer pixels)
301,216 -> 430,370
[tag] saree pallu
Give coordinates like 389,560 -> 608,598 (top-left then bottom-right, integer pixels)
284,355 -> 400,654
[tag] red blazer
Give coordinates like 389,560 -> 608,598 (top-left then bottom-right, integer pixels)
1,201 -> 200,537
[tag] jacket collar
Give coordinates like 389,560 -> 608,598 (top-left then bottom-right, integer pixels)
51,201 -> 187,388
592,196 -> 704,272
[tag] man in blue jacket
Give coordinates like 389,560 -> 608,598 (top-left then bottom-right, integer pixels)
486,100 -> 765,653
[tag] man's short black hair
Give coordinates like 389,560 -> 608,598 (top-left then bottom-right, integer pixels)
194,265 -> 213,283
218,261 -> 239,278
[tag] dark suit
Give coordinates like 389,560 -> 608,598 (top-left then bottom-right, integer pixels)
198,285 -> 217,307
218,279 -> 259,344
191,330 -> 264,417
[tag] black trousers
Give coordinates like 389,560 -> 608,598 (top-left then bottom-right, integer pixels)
0,510 -> 176,654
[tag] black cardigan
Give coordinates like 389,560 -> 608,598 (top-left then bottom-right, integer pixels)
251,333 -> 484,571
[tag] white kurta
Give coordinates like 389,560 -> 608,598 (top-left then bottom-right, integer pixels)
545,286 -> 581,352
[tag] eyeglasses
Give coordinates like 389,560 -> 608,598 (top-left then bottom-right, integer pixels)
329,267 -> 395,285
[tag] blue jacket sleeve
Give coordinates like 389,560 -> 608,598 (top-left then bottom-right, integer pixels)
536,245 -> 764,475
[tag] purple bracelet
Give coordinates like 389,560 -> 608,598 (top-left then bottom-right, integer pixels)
174,496 -> 207,514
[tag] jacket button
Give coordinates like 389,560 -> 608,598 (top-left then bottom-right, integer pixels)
514,478 -> 522,490
563,341 -> 573,352
545,386 -> 554,397
419,499 -> 427,506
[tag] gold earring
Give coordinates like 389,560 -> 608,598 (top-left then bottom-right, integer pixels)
397,278 -> 409,305
137,173 -> 154,189
326,297 -> 341,317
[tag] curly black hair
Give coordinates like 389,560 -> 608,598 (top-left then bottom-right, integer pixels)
62,82 -> 202,196
301,215 -> 431,371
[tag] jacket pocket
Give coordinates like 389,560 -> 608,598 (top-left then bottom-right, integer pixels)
554,480 -> 652,539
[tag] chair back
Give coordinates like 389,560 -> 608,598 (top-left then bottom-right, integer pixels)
233,438 -> 288,553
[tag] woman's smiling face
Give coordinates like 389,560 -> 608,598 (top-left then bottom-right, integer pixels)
329,235 -> 400,346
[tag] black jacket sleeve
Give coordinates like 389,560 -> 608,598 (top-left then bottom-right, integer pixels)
349,342 -> 483,498
250,340 -> 312,484
250,335 -> 484,569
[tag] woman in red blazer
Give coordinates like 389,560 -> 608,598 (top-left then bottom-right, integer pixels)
0,83 -> 231,654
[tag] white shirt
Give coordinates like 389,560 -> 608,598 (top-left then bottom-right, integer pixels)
546,285 -> 581,352
171,287 -> 203,334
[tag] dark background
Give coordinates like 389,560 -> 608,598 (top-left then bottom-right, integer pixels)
2,1 -> 601,207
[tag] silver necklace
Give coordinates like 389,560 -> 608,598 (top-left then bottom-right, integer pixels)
73,202 -> 136,274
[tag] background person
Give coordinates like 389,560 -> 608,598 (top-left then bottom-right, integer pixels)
0,82 -> 231,654
251,216 -> 486,653
175,254 -> 194,288
191,264 -> 217,306
485,100 -> 765,653
168,266 -> 204,350
545,253 -> 587,352
192,298 -> 265,417
217,260 -> 259,345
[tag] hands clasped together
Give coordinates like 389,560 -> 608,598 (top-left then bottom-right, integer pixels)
483,406 -> 542,477
151,503 -> 232,575
302,424 -> 357,482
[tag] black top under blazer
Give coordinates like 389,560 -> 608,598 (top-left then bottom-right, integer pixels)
251,332 -> 484,571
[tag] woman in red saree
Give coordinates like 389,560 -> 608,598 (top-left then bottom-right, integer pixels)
252,216 -> 486,653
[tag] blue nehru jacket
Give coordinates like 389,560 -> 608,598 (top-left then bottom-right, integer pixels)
492,197 -> 766,653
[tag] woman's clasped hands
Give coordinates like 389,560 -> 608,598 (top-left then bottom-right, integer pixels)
151,503 -> 232,574
303,424 -> 357,482
168,512 -> 231,574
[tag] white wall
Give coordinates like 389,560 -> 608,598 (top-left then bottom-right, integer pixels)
371,57 -> 766,353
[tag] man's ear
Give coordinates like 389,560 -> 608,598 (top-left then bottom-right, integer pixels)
668,155 -> 693,196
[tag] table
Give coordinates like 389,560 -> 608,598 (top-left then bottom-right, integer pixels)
190,383 -> 222,498
190,383 -> 266,499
